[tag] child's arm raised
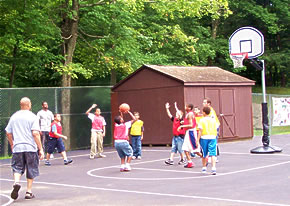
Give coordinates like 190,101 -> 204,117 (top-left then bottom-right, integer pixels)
127,111 -> 136,121
174,102 -> 180,113
165,103 -> 172,119
86,104 -> 97,115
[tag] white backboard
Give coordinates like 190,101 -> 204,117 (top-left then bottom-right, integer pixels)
229,27 -> 264,59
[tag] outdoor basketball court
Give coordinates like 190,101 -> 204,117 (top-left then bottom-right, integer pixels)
1,134 -> 290,206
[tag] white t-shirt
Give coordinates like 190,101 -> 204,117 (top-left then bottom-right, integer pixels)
5,110 -> 40,153
37,109 -> 54,132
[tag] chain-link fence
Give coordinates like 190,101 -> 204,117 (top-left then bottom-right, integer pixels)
0,86 -> 112,157
1,88 -> 289,157
252,93 -> 290,136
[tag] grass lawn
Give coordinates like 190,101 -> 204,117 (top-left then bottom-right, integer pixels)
0,156 -> 11,160
254,125 -> 290,136
252,86 -> 290,95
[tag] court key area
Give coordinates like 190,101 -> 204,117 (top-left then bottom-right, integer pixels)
1,134 -> 290,206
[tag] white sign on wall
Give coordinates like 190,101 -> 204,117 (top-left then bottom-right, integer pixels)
272,97 -> 290,126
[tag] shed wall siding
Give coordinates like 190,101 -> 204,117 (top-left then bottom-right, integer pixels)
112,86 -> 184,144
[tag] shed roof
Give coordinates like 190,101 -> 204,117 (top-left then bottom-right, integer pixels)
113,64 -> 255,90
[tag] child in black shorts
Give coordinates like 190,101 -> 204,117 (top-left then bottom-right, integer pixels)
45,114 -> 73,166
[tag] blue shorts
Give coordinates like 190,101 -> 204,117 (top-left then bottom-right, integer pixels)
171,136 -> 184,154
200,138 -> 217,158
47,137 -> 65,154
114,141 -> 133,159
12,152 -> 39,179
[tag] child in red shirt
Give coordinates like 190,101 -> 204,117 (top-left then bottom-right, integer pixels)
114,111 -> 136,172
164,102 -> 185,165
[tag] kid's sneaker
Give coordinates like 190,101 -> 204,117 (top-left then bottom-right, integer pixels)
211,167 -> 217,175
184,162 -> 194,168
64,159 -> 73,165
132,156 -> 136,160
124,164 -> 131,172
165,159 -> 174,165
120,164 -> 125,172
45,160 -> 51,166
201,167 -> 207,173
137,156 -> 142,160
178,159 -> 185,165
98,153 -> 106,158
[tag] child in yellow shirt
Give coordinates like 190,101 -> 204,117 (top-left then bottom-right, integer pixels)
197,106 -> 219,175
130,112 -> 144,160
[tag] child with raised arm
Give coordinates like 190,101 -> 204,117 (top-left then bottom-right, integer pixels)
45,114 -> 73,166
164,102 -> 185,165
197,106 -> 219,175
86,104 -> 106,159
114,110 -> 136,172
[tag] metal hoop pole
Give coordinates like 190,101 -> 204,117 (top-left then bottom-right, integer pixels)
261,60 -> 267,103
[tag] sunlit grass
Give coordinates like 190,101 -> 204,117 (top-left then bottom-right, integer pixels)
252,86 -> 290,95
0,156 -> 11,160
254,125 -> 290,136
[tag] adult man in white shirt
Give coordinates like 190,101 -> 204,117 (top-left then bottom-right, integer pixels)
37,102 -> 54,157
6,97 -> 44,200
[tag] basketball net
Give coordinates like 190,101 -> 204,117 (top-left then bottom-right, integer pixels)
230,53 -> 248,68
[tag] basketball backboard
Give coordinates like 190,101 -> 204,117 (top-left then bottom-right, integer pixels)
229,27 -> 264,59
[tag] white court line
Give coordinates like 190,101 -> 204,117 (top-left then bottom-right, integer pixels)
87,159 -> 290,180
0,178 -> 289,206
0,194 -> 14,206
133,167 -> 201,174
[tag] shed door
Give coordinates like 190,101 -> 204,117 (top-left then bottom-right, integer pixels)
205,89 -> 236,139
220,89 -> 236,138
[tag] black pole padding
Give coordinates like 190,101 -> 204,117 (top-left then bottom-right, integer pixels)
261,102 -> 270,146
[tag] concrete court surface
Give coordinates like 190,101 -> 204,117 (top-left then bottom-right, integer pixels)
0,134 -> 290,206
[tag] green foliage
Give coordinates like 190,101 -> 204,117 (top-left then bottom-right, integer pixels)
0,0 -> 289,87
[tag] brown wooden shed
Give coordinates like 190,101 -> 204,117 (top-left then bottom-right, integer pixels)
111,65 -> 255,144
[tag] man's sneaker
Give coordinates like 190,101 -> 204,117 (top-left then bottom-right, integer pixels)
11,183 -> 21,200
64,159 -> 73,165
137,156 -> 142,160
98,153 -> 106,158
211,168 -> 217,175
165,159 -> 174,165
184,162 -> 194,168
201,167 -> 207,173
89,155 -> 94,159
132,156 -> 136,160
124,164 -> 131,171
45,160 -> 51,166
178,159 -> 185,165
25,192 -> 35,200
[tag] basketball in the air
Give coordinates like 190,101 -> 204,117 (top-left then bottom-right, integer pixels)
119,103 -> 130,113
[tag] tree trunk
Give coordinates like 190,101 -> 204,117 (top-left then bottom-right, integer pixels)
280,71 -> 286,87
60,0 -> 80,150
208,19 -> 219,66
211,19 -> 219,40
9,45 -> 17,88
110,69 -> 117,85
